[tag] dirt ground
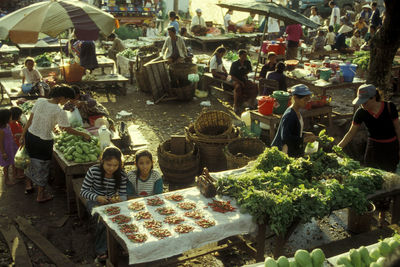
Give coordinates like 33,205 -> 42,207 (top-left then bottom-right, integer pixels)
1,57 -> 400,266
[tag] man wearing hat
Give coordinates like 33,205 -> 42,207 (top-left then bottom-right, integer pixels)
339,84 -> 400,172
360,4 -> 372,24
271,84 -> 317,157
332,24 -> 354,53
191,8 -> 207,36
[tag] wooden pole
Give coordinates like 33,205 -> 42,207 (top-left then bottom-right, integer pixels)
253,14 -> 269,82
174,0 -> 179,12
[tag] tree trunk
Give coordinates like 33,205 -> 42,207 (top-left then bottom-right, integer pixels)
367,0 -> 400,99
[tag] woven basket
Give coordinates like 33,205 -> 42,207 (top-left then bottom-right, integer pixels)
171,83 -> 195,101
194,110 -> 233,140
185,124 -> 239,172
169,63 -> 198,84
224,138 -> 266,169
157,139 -> 200,184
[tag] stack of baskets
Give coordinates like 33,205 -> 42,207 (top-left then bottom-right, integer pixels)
185,111 -> 239,172
157,139 -> 200,185
169,63 -> 197,101
224,138 -> 266,169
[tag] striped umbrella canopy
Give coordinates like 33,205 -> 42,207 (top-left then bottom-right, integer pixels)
0,0 -> 116,44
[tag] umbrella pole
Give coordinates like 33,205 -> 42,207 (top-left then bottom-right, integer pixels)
253,16 -> 268,83
59,37 -> 65,82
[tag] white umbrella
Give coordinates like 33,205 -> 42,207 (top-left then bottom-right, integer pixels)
0,0 -> 116,43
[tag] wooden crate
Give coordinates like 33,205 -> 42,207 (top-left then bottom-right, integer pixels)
144,60 -> 171,103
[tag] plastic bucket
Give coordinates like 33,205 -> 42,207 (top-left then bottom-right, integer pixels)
272,91 -> 290,114
319,68 -> 332,81
267,44 -> 280,54
340,63 -> 357,82
60,63 -> 85,83
257,96 -> 275,116
261,41 -> 269,54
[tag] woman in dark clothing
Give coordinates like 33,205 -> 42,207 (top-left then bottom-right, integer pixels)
339,84 -> 400,172
271,84 -> 317,157
259,52 -> 277,79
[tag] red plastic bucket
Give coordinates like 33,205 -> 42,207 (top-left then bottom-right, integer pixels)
258,96 -> 275,116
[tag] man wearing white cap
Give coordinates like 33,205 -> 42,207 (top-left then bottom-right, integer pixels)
339,84 -> 400,172
191,8 -> 207,36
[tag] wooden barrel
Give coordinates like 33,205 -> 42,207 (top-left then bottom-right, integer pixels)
224,138 -> 266,169
157,139 -> 200,184
169,63 -> 197,85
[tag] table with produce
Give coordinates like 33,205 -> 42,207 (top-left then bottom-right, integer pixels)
191,33 -> 260,51
92,187 -> 256,265
53,128 -> 101,212
214,130 -> 400,260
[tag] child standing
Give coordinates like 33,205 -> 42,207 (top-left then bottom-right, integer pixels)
127,150 -> 163,199
0,108 -> 18,185
80,146 -> 128,262
9,107 -> 24,179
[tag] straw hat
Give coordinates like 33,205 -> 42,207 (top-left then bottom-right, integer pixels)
362,4 -> 371,9
338,25 -> 353,34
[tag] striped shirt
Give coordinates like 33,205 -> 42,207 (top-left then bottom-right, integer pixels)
127,169 -> 163,197
80,165 -> 127,201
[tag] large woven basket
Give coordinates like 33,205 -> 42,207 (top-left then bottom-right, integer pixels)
224,138 -> 266,169
185,124 -> 239,172
157,139 -> 200,184
169,63 -> 198,84
171,83 -> 195,101
194,110 -> 233,140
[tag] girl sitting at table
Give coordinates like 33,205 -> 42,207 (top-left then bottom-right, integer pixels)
80,146 -> 128,263
127,149 -> 163,199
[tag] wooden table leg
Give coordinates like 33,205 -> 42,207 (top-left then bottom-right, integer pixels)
269,120 -> 276,144
106,229 -> 119,267
256,223 -> 267,262
65,174 -> 74,214
391,195 -> 400,224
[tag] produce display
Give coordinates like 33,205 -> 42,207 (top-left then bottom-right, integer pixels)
208,200 -> 236,213
216,130 -> 384,235
34,52 -> 55,67
264,248 -> 325,267
156,207 -> 176,215
147,197 -> 165,206
150,228 -> 171,239
119,224 -> 138,233
143,220 -> 162,230
163,216 -> 185,225
104,206 -> 120,216
111,215 -> 131,224
117,48 -> 139,59
128,201 -> 145,211
164,194 -> 184,202
195,218 -> 216,228
352,51 -> 370,71
174,224 -> 194,234
127,233 -> 147,243
335,235 -> 400,267
224,51 -> 239,61
54,128 -> 101,163
184,210 -> 204,219
18,101 -> 34,114
177,202 -> 196,210
135,211 -> 152,220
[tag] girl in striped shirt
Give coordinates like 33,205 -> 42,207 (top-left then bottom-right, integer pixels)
127,149 -> 163,199
80,146 -> 127,262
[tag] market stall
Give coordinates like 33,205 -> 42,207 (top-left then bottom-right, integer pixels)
17,40 -> 68,56
70,74 -> 129,96
190,33 -> 262,51
92,187 -> 256,266
0,44 -> 19,64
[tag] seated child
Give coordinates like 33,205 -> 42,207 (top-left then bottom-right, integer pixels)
21,57 -> 44,95
350,30 -> 363,51
80,147 -> 127,262
127,150 -> 163,199
325,25 -> 336,46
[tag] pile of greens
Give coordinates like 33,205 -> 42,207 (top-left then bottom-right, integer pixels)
34,53 -> 54,67
117,48 -> 139,59
352,51 -> 370,71
216,131 -> 384,235
224,51 -> 239,61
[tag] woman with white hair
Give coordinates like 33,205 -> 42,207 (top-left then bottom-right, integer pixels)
190,8 -> 208,36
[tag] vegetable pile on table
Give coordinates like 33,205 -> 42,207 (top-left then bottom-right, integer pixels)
224,51 -> 239,61
117,48 -> 139,59
18,101 -> 34,114
54,128 -> 101,163
335,235 -> 400,267
352,51 -> 370,71
34,52 -> 55,67
265,248 -> 325,267
216,130 -> 385,236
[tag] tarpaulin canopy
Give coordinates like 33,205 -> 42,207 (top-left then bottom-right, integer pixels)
0,0 -> 116,43
217,0 -> 320,29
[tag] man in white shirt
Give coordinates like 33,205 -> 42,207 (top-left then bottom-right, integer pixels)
190,8 -> 207,36
224,9 -> 237,33
309,6 -> 321,38
329,1 -> 341,32
161,26 -> 188,64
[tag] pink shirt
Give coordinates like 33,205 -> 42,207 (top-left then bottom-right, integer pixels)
286,24 -> 303,43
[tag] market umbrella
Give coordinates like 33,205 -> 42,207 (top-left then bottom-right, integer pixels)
0,0 -> 116,44
217,0 -> 320,29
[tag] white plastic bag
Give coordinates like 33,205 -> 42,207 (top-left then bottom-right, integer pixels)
14,146 -> 30,169
66,108 -> 83,127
